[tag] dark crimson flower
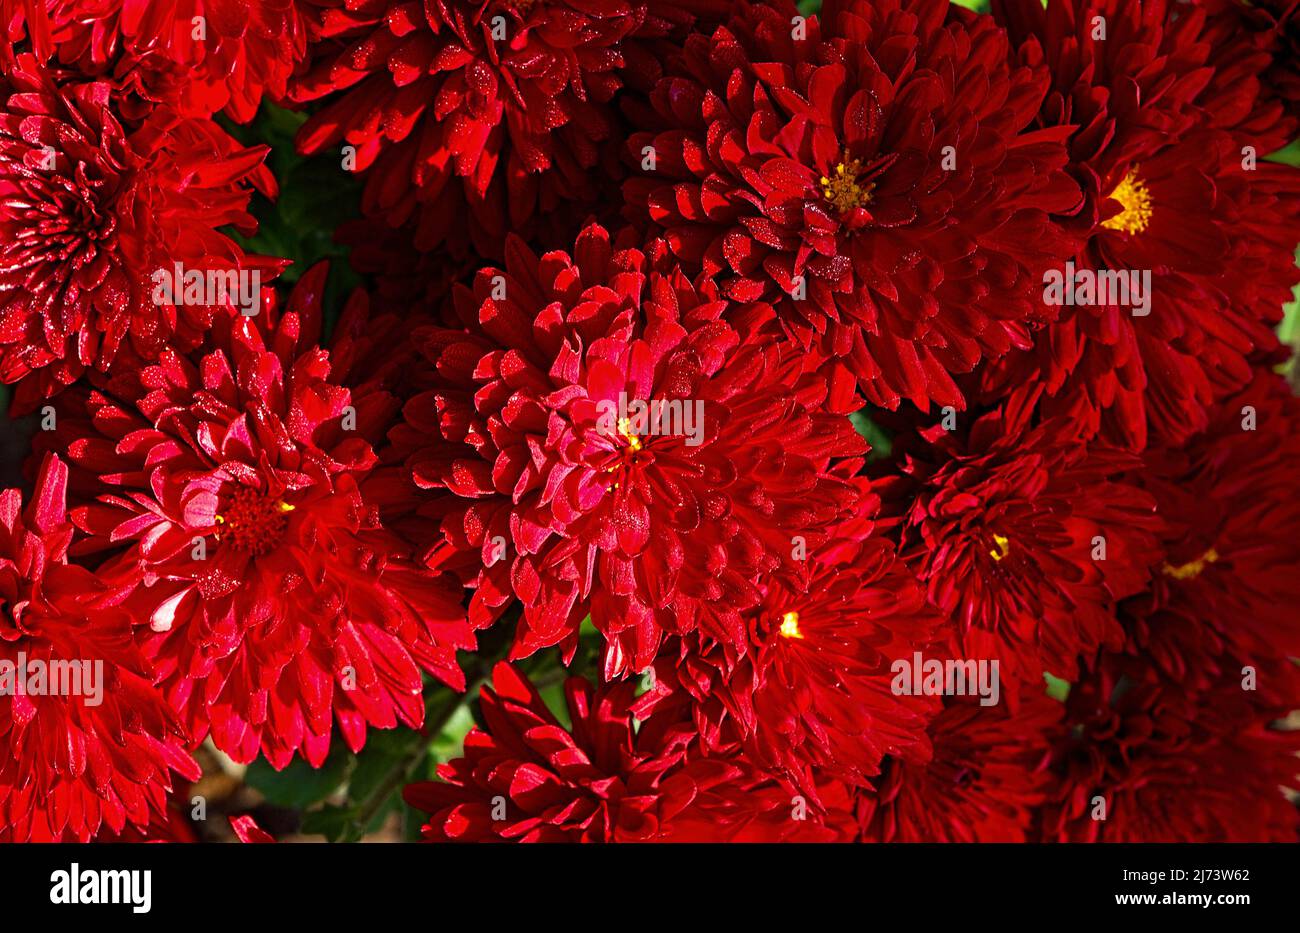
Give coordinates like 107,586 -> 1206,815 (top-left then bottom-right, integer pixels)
403,661 -> 855,841
650,771 -> 859,842
622,0 -> 1082,413
874,395 -> 1162,694
2,0 -> 307,122
1041,653 -> 1300,842
0,54 -> 281,410
1122,371 -> 1300,706
0,454 -> 200,842
43,270 -> 474,769
396,224 -> 867,678
856,693 -> 1061,842
335,215 -> 477,321
291,0 -> 681,258
981,0 -> 1300,448
1200,0 -> 1300,131
635,500 -> 941,797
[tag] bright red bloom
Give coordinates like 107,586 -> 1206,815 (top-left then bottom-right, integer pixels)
982,0 -> 1300,448
856,692 -> 1061,842
3,0 -> 307,122
1123,371 -> 1300,707
0,54 -> 280,410
403,661 -> 855,842
875,397 -> 1161,694
622,0 -> 1081,413
1041,653 -> 1300,842
0,455 -> 199,842
291,0 -> 682,258
44,271 -> 475,769
636,502 -> 941,796
395,224 -> 867,678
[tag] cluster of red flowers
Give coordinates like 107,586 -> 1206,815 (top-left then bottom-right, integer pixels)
0,0 -> 1297,843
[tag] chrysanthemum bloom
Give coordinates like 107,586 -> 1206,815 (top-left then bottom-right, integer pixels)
621,0 -> 1081,413
1122,371 -> 1300,705
402,662 -> 855,842
0,455 -> 199,842
43,275 -> 474,769
981,0 -> 1300,448
634,500 -> 941,796
291,0 -> 684,258
0,54 -> 281,410
1,0 -> 307,122
1041,653 -> 1300,842
394,224 -> 867,678
856,692 -> 1061,842
1199,0 -> 1300,129
874,398 -> 1161,695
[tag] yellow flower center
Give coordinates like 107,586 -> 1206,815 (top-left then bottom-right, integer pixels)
1161,548 -> 1219,581
779,611 -> 804,639
1101,169 -> 1153,235
820,157 -> 874,214
617,416 -> 643,452
989,533 -> 1011,562
605,417 -> 645,492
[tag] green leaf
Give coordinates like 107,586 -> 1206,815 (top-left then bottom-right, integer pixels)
245,749 -> 350,809
346,728 -> 422,806
428,704 -> 476,762
1043,672 -> 1071,703
1276,248 -> 1300,385
1265,139 -> 1300,167
849,408 -> 894,461
300,803 -> 359,843
221,102 -> 364,337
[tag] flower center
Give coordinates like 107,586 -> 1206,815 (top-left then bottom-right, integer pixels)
617,416 -> 643,453
1160,547 -> 1218,581
214,487 -> 294,556
604,418 -> 644,492
820,158 -> 875,214
988,533 -> 1011,562
779,611 -> 804,639
1101,169 -> 1153,235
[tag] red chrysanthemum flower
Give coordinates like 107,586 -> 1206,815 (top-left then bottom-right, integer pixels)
0,54 -> 281,410
2,0 -> 307,122
394,224 -> 868,678
291,0 -> 690,258
1122,370 -> 1300,706
649,770 -> 860,842
856,692 -> 1061,842
0,454 -> 199,842
402,661 -> 855,842
1041,652 -> 1300,842
981,0 -> 1300,448
42,271 -> 475,769
635,500 -> 941,796
1200,0 -> 1300,130
874,396 -> 1161,694
622,0 -> 1082,413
